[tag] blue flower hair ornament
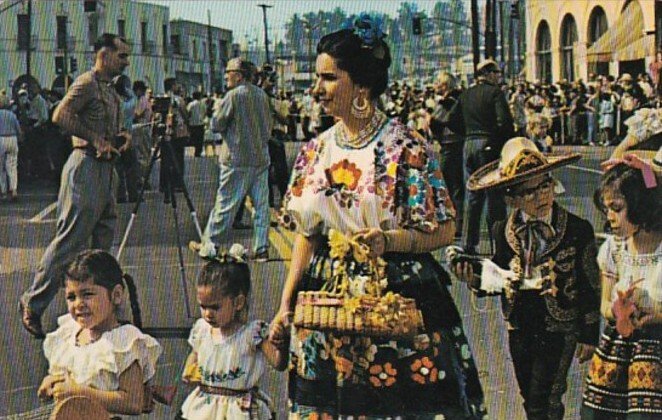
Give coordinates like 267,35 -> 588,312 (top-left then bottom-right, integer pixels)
344,12 -> 387,59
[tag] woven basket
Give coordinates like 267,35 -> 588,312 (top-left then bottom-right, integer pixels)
293,230 -> 425,339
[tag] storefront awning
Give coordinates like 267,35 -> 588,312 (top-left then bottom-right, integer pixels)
617,34 -> 656,62
586,0 -> 645,62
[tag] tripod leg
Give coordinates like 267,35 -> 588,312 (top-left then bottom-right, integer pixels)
161,139 -> 204,240
167,184 -> 193,318
116,140 -> 162,261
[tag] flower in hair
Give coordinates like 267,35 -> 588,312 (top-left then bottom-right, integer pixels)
217,243 -> 247,263
344,12 -> 387,58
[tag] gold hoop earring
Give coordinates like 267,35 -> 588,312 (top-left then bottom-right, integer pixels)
351,96 -> 371,119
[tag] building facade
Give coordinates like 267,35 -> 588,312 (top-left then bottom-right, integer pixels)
169,19 -> 232,94
526,0 -> 660,83
0,0 -> 170,95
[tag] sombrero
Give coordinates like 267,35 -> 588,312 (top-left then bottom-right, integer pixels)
467,137 -> 581,192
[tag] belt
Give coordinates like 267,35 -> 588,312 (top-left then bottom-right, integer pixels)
72,145 -> 116,162
199,385 -> 250,397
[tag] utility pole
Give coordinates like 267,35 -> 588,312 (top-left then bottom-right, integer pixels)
257,4 -> 272,64
471,0 -> 479,73
26,0 -> 32,78
499,0 -> 505,66
207,10 -> 215,92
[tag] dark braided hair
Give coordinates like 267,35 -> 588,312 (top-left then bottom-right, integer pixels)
197,258 -> 251,300
65,249 -> 143,328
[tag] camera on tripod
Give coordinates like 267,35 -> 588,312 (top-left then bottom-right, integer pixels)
151,96 -> 175,137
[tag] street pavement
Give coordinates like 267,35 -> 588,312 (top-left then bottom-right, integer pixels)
0,143 -> 613,419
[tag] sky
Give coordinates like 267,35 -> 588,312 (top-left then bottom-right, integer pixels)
142,0 -> 450,45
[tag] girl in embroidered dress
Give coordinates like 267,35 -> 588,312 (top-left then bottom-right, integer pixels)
582,152 -> 662,419
179,244 -> 288,419
269,14 -> 486,419
37,249 -> 162,416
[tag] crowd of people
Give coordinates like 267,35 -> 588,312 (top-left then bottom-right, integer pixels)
5,12 -> 661,419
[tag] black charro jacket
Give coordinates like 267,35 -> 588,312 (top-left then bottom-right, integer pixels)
485,204 -> 602,346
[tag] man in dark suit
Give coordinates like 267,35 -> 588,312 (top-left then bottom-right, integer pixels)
453,59 -> 514,254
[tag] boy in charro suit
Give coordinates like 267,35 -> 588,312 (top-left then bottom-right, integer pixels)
453,137 -> 601,420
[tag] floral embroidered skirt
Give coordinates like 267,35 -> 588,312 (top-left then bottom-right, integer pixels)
582,324 -> 662,419
288,245 -> 487,418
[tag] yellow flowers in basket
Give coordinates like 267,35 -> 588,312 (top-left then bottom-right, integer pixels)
293,229 -> 424,338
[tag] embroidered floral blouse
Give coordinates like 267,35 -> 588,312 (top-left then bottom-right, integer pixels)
598,235 -> 662,323
280,118 -> 455,237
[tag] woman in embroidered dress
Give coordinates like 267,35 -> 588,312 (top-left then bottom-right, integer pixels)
179,244 -> 288,419
269,14 -> 486,419
37,249 -> 162,416
582,151 -> 662,419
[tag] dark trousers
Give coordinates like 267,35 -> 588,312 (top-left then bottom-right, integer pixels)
115,148 -> 140,202
159,136 -> 187,194
268,137 -> 289,207
439,140 -> 464,234
509,327 -> 577,420
188,125 -> 204,157
463,137 -> 506,252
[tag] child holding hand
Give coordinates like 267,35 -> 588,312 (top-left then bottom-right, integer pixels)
582,153 -> 661,418
37,249 -> 162,416
179,244 -> 289,419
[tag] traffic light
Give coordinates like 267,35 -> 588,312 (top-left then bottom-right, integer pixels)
412,16 -> 422,35
511,1 -> 520,19
70,57 -> 78,72
83,0 -> 96,13
55,57 -> 65,75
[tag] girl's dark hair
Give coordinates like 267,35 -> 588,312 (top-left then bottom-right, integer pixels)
317,29 -> 391,100
197,259 -> 251,300
66,249 -> 123,290
65,249 -> 143,328
594,163 -> 662,232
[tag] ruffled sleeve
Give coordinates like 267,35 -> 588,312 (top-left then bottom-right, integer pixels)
105,325 -> 162,383
43,315 -> 78,373
187,318 -> 210,352
279,137 -> 325,235
395,131 -> 455,232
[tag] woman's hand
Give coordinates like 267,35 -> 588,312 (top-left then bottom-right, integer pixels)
353,228 -> 387,258
37,374 -> 65,400
269,310 -> 293,348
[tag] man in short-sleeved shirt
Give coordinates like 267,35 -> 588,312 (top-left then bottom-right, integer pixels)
20,33 -> 130,338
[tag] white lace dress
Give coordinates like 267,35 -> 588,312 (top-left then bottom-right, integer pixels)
43,314 -> 162,395
180,319 -> 272,419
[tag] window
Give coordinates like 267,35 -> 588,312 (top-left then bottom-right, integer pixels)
202,41 -> 207,61
17,14 -> 30,50
171,34 -> 181,55
192,39 -> 198,61
588,7 -> 609,76
118,19 -> 126,38
141,21 -> 148,53
88,14 -> 98,46
536,21 -> 552,83
57,16 -> 68,50
162,24 -> 169,55
560,15 -> 578,81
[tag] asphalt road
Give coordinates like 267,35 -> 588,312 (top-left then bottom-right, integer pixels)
0,143 -> 613,419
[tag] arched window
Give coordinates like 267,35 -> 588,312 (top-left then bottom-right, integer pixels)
588,6 -> 609,75
560,15 -> 578,81
536,21 -> 552,83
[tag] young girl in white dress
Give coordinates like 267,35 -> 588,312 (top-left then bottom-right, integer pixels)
583,154 -> 662,419
37,249 -> 162,416
179,245 -> 288,419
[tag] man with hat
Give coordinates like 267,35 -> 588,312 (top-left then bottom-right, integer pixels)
450,58 -> 514,255
452,137 -> 601,420
190,57 -> 272,261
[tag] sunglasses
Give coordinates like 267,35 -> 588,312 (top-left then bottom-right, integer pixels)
508,177 -> 554,201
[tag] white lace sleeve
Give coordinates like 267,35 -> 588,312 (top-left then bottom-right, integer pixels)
188,318 -> 210,352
